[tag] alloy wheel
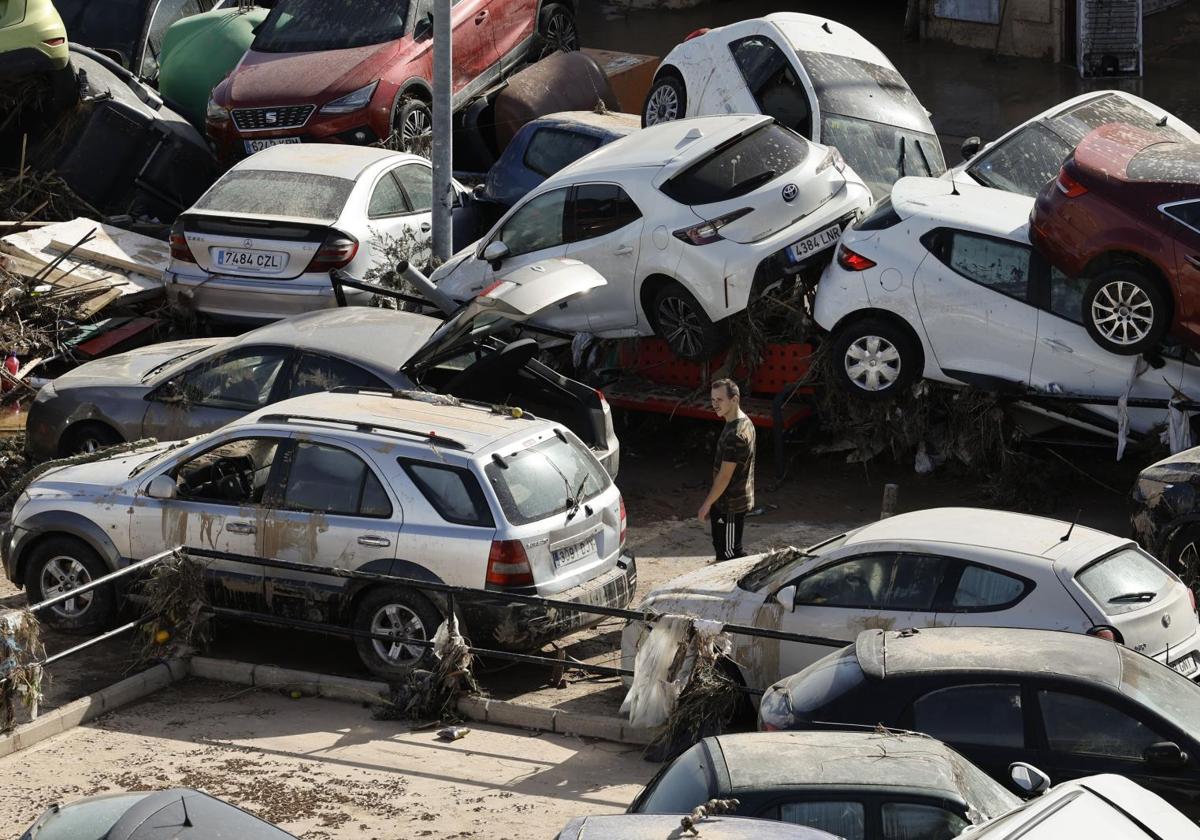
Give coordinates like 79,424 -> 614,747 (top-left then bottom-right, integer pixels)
540,10 -> 579,57
1091,280 -> 1155,346
370,603 -> 428,665
402,107 -> 432,152
40,555 -> 94,619
645,84 -> 679,124
656,295 -> 703,358
844,335 -> 901,392
1178,540 -> 1200,591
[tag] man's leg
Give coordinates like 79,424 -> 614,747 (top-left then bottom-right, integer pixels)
710,512 -> 728,562
730,512 -> 747,559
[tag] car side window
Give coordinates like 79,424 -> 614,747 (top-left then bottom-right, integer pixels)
289,354 -> 388,398
494,187 -> 569,257
728,35 -> 811,136
881,803 -> 969,840
174,437 -> 282,506
1048,265 -> 1087,323
949,564 -> 1028,610
524,128 -> 602,178
570,184 -> 642,242
1039,691 -> 1166,760
771,801 -> 865,840
143,0 -> 206,78
401,460 -> 494,527
1163,200 -> 1200,234
944,232 -> 1032,302
911,684 -> 1024,748
394,164 -> 434,213
179,349 -> 290,410
792,553 -> 945,611
368,173 -> 410,218
281,441 -> 392,518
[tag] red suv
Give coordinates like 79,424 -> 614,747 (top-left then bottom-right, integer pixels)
205,0 -> 578,164
1031,122 -> 1200,355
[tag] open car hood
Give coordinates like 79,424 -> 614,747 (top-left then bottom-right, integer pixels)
403,258 -> 605,373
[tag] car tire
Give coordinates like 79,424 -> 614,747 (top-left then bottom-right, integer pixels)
534,2 -> 579,59
642,70 -> 686,127
830,318 -> 920,400
352,586 -> 443,680
393,97 -> 432,157
651,281 -> 727,361
1082,268 -> 1169,356
1165,525 -> 1200,591
60,421 -> 123,456
24,536 -> 115,634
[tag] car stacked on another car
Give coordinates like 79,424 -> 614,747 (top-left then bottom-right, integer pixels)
0,0 -> 69,78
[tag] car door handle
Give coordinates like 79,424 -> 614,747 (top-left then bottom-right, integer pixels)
475,10 -> 488,23
358,535 -> 391,547
1041,337 -> 1074,353
614,245 -> 634,255
226,522 -> 256,535
420,221 -> 431,233
1186,255 -> 1200,269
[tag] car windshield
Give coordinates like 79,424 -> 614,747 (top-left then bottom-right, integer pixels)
484,433 -> 610,526
820,114 -> 945,198
738,532 -> 850,591
797,50 -> 933,133
193,171 -> 355,221
55,0 -> 146,64
253,0 -> 410,53
140,346 -> 210,382
1119,647 -> 1200,734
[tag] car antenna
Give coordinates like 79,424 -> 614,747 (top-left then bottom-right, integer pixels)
180,794 -> 193,828
1060,510 -> 1081,542
949,179 -> 959,196
822,21 -> 832,33
1157,114 -> 1168,127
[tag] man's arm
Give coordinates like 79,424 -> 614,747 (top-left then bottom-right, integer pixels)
698,461 -> 737,523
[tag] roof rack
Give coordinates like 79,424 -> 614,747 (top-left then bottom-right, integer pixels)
328,386 -> 536,419
257,413 -> 468,450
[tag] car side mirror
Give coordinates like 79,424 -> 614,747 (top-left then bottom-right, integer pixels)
960,136 -> 982,160
414,13 -> 433,41
154,380 -> 185,404
1145,741 -> 1189,770
146,474 -> 178,500
1009,762 -> 1051,796
774,585 -> 796,611
482,240 -> 510,269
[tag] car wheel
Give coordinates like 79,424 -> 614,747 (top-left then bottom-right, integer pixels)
535,2 -> 579,59
61,422 -> 123,456
642,71 -> 686,127
830,318 -> 920,400
24,537 -> 115,634
1166,525 -> 1200,591
394,98 -> 433,157
651,281 -> 727,361
1082,268 -> 1168,356
352,586 -> 443,679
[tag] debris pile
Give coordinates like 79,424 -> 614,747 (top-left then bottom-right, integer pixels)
133,551 -> 212,667
375,613 -> 478,723
0,609 -> 45,732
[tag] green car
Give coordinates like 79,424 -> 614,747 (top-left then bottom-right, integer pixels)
158,3 -> 267,128
0,0 -> 69,78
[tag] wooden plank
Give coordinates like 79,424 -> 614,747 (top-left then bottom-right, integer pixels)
49,227 -> 169,282
74,317 -> 159,358
0,252 -> 117,291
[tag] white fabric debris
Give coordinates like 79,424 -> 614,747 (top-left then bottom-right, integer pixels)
914,441 -> 934,474
1168,398 -> 1193,454
1116,356 -> 1151,461
620,615 -> 694,730
692,619 -> 731,658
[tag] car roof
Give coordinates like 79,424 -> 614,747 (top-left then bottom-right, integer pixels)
225,307 -> 439,372
556,814 -> 835,840
764,12 -> 896,69
231,143 -> 423,180
856,627 -> 1122,687
528,110 -> 641,136
891,177 -> 1036,240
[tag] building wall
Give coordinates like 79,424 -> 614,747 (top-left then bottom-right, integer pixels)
921,0 -> 1065,61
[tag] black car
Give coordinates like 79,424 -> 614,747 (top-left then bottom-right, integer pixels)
759,627 -> 1200,819
628,731 -> 1019,840
1132,446 -> 1200,583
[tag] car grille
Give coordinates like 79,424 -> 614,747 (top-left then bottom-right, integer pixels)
231,105 -> 315,132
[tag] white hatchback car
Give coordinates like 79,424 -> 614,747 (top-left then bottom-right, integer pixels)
621,507 -> 1200,692
165,144 -> 473,324
813,176 -> 1200,437
643,13 -> 944,199
432,114 -> 872,360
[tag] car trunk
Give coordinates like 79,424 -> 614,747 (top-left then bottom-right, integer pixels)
182,213 -> 327,280
691,165 -> 845,244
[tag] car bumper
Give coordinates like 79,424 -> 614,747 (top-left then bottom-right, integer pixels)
166,269 -> 373,324
1154,626 -> 1200,681
206,107 -> 388,165
2,522 -> 23,585
462,551 -> 637,652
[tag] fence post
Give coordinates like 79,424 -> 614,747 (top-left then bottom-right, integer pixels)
880,483 -> 899,519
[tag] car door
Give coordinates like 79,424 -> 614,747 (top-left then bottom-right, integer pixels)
365,164 -> 433,270
1163,200 -> 1200,343
721,32 -> 814,139
913,229 -> 1039,391
776,552 -> 948,679
904,682 -> 1030,787
451,0 -> 498,99
141,347 -> 295,442
491,0 -> 537,73
259,438 -> 401,622
129,433 -> 285,611
563,183 -> 644,332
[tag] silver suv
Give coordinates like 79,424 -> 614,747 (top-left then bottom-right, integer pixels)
3,390 -> 635,678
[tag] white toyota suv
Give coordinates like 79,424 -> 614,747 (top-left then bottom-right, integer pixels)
3,390 -> 635,678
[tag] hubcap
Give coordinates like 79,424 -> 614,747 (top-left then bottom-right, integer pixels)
41,555 -> 94,619
370,603 -> 427,665
645,84 -> 679,124
542,11 -> 578,55
1092,281 -> 1154,345
845,335 -> 901,392
657,296 -> 703,358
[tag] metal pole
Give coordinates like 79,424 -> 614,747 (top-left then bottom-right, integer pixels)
431,0 -> 453,263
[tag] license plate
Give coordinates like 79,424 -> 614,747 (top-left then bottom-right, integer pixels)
1173,654 -> 1198,677
212,247 -> 289,273
786,222 -> 842,264
552,535 -> 597,570
244,137 -> 301,154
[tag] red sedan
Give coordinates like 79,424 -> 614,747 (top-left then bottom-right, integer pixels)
205,0 -> 578,165
1031,122 -> 1200,355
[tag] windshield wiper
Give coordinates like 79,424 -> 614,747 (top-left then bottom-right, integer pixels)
564,473 -> 590,522
1108,591 -> 1157,603
897,138 -> 907,177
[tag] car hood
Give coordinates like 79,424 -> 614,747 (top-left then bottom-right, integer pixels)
51,339 -> 219,390
641,554 -> 765,608
28,441 -> 179,498
229,42 -> 396,105
1139,445 -> 1200,483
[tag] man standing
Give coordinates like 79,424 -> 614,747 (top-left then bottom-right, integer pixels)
698,378 -> 756,562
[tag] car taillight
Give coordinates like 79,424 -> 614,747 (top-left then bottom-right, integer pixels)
673,207 -> 752,246
836,245 -> 875,272
684,27 -> 710,40
43,37 -> 66,47
307,231 -> 359,272
619,495 -> 627,547
486,539 -> 534,587
169,220 -> 196,264
816,146 -> 846,174
761,722 -> 780,732
1088,625 -> 1124,643
1055,168 -> 1088,198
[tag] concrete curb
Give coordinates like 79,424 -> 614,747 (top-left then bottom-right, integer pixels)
0,658 -> 189,759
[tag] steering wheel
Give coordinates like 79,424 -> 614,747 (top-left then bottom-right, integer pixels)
212,459 -> 251,499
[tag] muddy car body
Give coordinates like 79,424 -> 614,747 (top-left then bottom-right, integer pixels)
1131,445 -> 1200,578
4,390 -> 635,677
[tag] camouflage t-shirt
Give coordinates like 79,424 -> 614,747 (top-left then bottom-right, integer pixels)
713,413 -> 755,514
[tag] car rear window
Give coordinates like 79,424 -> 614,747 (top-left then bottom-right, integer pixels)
525,128 -> 602,178
1049,94 -> 1187,146
635,742 -> 712,813
195,171 -> 354,221
484,432 -> 610,526
401,459 -> 494,527
254,0 -> 409,52
1075,548 -> 1174,615
661,122 -> 809,205
1127,143 -> 1200,184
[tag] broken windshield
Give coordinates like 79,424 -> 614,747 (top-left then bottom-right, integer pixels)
797,50 -> 932,134
254,0 -> 410,53
820,114 -> 944,198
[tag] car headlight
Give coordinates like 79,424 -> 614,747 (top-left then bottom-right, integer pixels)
206,97 -> 230,124
320,81 -> 379,115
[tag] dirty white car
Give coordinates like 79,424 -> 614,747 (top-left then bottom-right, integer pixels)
431,114 -> 872,361
4,391 -> 635,678
622,507 -> 1200,691
812,176 -> 1200,438
643,13 -> 944,198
